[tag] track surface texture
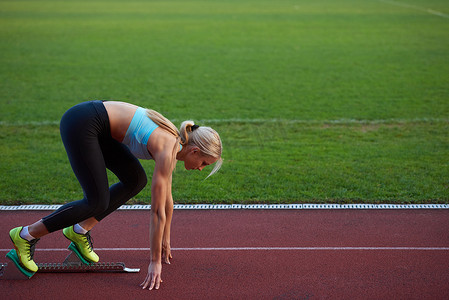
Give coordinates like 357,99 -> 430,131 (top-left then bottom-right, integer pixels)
1,209 -> 448,299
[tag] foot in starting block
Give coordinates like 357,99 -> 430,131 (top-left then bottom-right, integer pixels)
66,242 -> 94,265
4,249 -> 36,279
1,245 -> 140,280
2,243 -> 90,280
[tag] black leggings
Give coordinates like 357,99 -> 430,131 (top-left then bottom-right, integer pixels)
42,101 -> 147,233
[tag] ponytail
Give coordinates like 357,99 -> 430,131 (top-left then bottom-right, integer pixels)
145,109 -> 181,170
145,109 -> 180,138
179,121 -> 198,145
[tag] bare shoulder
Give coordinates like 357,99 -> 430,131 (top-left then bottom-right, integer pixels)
147,128 -> 178,162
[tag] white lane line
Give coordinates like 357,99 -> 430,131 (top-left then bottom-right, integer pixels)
173,247 -> 449,251
172,247 -> 449,251
1,247 -> 449,252
377,0 -> 449,19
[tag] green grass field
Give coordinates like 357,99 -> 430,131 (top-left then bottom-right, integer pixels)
1,0 -> 448,205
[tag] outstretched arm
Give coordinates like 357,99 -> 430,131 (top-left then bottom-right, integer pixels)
141,148 -> 174,290
162,175 -> 174,264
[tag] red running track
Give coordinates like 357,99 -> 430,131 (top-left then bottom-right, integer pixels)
1,209 -> 449,299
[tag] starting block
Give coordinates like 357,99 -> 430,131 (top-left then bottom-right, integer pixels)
1,243 -> 140,280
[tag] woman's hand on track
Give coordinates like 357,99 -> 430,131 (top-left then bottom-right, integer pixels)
140,261 -> 162,290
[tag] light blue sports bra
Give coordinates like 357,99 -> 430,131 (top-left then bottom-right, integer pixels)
122,107 -> 158,160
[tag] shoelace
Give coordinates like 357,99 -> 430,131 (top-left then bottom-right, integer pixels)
83,232 -> 94,253
27,238 -> 40,260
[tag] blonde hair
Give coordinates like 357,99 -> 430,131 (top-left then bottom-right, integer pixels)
146,109 -> 223,177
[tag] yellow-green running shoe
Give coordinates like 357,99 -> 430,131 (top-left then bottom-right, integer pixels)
63,226 -> 99,263
9,227 -> 40,272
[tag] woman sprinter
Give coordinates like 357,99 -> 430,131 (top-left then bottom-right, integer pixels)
9,100 -> 222,290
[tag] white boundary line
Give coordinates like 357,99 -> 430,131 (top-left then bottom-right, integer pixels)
0,204 -> 448,211
189,118 -> 449,125
0,118 -> 447,126
1,247 -> 448,252
377,0 -> 449,19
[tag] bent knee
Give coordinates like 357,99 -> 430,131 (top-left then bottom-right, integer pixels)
84,194 -> 110,216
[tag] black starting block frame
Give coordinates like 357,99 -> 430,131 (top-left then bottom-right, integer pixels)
0,244 -> 140,280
